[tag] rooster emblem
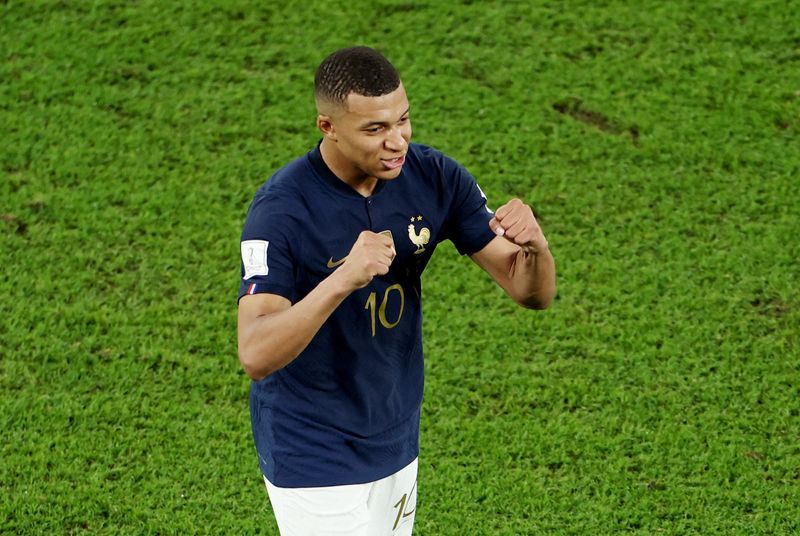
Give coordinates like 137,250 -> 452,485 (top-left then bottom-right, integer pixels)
407,215 -> 430,254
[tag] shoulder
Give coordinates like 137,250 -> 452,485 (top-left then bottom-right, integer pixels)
248,152 -> 318,213
242,155 -> 319,234
254,154 -> 309,198
406,143 -> 468,177
407,142 -> 449,167
404,143 -> 475,199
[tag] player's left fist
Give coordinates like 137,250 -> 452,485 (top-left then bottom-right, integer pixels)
489,198 -> 549,254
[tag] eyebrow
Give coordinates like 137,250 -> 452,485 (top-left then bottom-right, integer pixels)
360,107 -> 411,128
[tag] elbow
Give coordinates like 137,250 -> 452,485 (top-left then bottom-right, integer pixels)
518,296 -> 553,310
238,344 -> 295,381
516,286 -> 556,310
238,349 -> 271,382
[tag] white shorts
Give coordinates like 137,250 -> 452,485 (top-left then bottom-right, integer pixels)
263,458 -> 418,536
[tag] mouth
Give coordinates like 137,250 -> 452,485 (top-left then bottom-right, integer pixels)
381,154 -> 406,170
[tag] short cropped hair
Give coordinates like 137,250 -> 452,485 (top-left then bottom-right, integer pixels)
315,46 -> 401,106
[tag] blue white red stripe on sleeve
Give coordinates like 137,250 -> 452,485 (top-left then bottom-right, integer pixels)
247,283 -> 257,295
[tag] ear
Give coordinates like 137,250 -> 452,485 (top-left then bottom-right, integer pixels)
316,115 -> 336,141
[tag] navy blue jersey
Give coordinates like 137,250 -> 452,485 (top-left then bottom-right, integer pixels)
238,142 -> 495,487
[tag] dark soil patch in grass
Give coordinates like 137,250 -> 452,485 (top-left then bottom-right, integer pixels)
553,96 -> 640,145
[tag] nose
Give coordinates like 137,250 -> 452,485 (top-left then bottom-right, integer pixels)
385,127 -> 407,152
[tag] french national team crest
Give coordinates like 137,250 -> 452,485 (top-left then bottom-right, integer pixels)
407,215 -> 430,254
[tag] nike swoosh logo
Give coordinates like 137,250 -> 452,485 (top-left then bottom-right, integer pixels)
327,256 -> 347,268
326,230 -> 390,269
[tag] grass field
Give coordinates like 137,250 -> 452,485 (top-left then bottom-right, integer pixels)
2,0 -> 799,534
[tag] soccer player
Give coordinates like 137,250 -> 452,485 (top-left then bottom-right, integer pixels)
237,46 -> 556,535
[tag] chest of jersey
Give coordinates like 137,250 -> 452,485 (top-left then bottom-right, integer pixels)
295,177 -> 444,295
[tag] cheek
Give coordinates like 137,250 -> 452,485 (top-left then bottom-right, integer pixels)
344,136 -> 373,156
345,139 -> 379,164
363,138 -> 384,155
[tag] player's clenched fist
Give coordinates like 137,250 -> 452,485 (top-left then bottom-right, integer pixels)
337,231 -> 397,289
489,198 -> 549,254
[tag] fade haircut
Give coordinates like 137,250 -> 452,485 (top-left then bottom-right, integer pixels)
315,46 -> 401,107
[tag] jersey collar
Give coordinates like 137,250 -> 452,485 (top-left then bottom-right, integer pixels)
308,141 -> 387,199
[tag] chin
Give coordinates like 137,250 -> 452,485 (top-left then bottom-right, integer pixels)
377,167 -> 404,180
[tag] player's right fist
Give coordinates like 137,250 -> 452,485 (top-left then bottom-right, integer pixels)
337,231 -> 396,289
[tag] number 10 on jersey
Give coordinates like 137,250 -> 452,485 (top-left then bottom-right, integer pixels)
364,284 -> 405,336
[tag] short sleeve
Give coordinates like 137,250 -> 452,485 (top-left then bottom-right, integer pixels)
238,188 -> 297,302
440,155 -> 496,255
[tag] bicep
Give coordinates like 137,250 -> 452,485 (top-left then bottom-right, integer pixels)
237,293 -> 291,345
469,236 -> 520,292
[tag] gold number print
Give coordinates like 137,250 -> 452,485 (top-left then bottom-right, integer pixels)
364,284 -> 405,336
392,479 -> 417,530
364,292 -> 377,337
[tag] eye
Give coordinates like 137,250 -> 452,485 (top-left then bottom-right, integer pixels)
365,126 -> 383,133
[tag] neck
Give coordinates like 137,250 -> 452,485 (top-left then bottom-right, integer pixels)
319,138 -> 378,197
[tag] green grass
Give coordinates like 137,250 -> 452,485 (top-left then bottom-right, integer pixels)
2,0 -> 798,534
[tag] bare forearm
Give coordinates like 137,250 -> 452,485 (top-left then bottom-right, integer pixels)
509,246 -> 556,309
484,198 -> 556,309
238,272 -> 351,380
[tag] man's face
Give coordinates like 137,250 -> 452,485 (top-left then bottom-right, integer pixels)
319,83 -> 412,182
